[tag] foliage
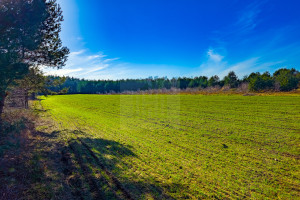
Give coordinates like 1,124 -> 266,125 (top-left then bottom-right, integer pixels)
273,68 -> 299,91
247,68 -> 299,91
12,67 -> 68,108
16,67 -> 46,95
208,75 -> 220,87
47,68 -> 299,94
223,71 -> 239,88
248,72 -> 274,91
0,0 -> 69,117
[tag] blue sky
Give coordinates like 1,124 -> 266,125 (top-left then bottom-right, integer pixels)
45,0 -> 300,80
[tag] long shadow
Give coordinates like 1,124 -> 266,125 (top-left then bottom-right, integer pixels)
65,133 -> 179,200
33,108 -> 51,112
0,129 -> 70,200
1,127 -> 184,199
64,129 -> 185,200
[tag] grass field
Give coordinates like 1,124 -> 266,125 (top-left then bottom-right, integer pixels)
40,94 -> 300,199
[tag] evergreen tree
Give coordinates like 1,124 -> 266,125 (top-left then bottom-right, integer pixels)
0,0 -> 69,123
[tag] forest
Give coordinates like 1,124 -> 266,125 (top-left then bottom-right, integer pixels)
48,68 -> 300,94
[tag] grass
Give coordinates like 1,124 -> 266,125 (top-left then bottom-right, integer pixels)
40,94 -> 300,199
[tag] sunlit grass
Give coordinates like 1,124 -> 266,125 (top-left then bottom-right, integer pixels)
41,94 -> 300,199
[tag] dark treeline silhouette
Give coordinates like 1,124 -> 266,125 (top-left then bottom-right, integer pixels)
48,68 -> 299,94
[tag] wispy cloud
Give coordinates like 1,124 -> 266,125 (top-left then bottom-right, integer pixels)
210,0 -> 267,45
44,68 -> 83,76
220,58 -> 284,78
219,57 -> 260,78
44,46 -> 289,80
81,63 -> 184,80
195,48 -> 227,77
198,0 -> 298,78
196,47 -> 284,79
207,49 -> 224,62
235,1 -> 265,34
43,49 -> 186,80
43,49 -> 118,78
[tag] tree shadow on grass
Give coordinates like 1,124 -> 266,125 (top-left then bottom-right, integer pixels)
0,129 -> 68,200
64,130 -> 180,200
33,107 -> 51,113
0,127 -> 185,199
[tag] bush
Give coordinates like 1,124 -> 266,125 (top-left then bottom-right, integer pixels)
273,68 -> 299,91
224,71 -> 238,88
249,72 -> 274,91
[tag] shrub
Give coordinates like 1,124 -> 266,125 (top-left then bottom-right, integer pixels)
273,68 -> 299,91
249,72 -> 274,91
224,71 -> 238,88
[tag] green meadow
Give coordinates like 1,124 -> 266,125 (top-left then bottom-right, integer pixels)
40,94 -> 300,199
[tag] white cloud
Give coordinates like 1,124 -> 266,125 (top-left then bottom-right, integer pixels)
207,49 -> 224,62
42,49 -> 187,80
103,58 -> 119,63
219,58 -> 259,78
77,64 -> 109,76
69,50 -> 86,56
194,48 -> 227,77
221,58 -> 284,78
43,49 -> 117,78
196,47 -> 284,79
80,63 -> 184,80
45,68 -> 83,76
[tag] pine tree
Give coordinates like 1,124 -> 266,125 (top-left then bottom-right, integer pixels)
0,0 -> 69,125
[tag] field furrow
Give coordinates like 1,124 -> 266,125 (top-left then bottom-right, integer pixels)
41,94 -> 300,199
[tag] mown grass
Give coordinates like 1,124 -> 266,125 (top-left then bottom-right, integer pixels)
40,94 -> 300,199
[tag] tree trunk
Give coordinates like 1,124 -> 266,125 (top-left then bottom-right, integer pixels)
0,91 -> 6,132
24,90 -> 29,109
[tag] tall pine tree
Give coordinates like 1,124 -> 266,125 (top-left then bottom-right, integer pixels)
0,0 -> 69,125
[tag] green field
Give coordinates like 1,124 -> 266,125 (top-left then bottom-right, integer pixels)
40,94 -> 300,199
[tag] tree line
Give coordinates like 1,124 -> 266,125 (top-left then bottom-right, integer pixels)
47,68 -> 299,94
